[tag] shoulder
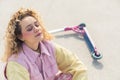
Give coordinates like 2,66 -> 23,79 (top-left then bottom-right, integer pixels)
6,61 -> 29,80
8,51 -> 28,70
7,61 -> 27,72
8,50 -> 25,62
41,40 -> 55,51
42,40 -> 66,51
42,40 -> 54,45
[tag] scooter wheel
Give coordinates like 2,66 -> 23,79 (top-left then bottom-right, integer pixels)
91,52 -> 103,60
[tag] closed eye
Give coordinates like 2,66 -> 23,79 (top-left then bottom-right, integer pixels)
26,25 -> 33,31
35,21 -> 40,27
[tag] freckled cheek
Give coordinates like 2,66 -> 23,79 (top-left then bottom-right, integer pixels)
22,32 -> 33,38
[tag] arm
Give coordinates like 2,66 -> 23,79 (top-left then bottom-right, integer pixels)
6,61 -> 30,80
54,44 -> 88,80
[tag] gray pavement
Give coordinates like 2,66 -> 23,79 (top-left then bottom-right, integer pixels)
0,0 -> 120,80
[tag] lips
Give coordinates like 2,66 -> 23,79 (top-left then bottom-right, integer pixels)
35,33 -> 41,37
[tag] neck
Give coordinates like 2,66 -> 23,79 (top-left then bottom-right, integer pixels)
25,41 -> 39,51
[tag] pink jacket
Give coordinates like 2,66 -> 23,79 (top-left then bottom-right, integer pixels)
8,41 -> 59,80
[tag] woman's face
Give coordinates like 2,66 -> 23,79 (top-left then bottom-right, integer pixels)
19,16 -> 43,44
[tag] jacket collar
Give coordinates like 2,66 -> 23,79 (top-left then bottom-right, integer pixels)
22,41 -> 50,63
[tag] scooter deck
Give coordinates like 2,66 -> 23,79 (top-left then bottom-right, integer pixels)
79,24 -> 102,60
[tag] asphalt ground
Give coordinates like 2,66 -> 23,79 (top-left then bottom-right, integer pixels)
0,0 -> 120,80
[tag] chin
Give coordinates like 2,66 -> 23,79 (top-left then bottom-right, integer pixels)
38,37 -> 43,41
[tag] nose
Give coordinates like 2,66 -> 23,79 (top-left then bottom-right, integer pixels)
34,26 -> 39,33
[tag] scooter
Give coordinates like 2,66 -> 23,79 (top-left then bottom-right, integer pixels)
49,23 -> 103,60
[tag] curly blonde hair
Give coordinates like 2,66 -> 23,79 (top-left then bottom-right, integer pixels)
2,8 -> 53,61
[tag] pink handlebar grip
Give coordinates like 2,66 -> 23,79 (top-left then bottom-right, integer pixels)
64,27 -> 73,31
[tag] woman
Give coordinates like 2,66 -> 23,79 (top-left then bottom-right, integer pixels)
3,8 -> 88,80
